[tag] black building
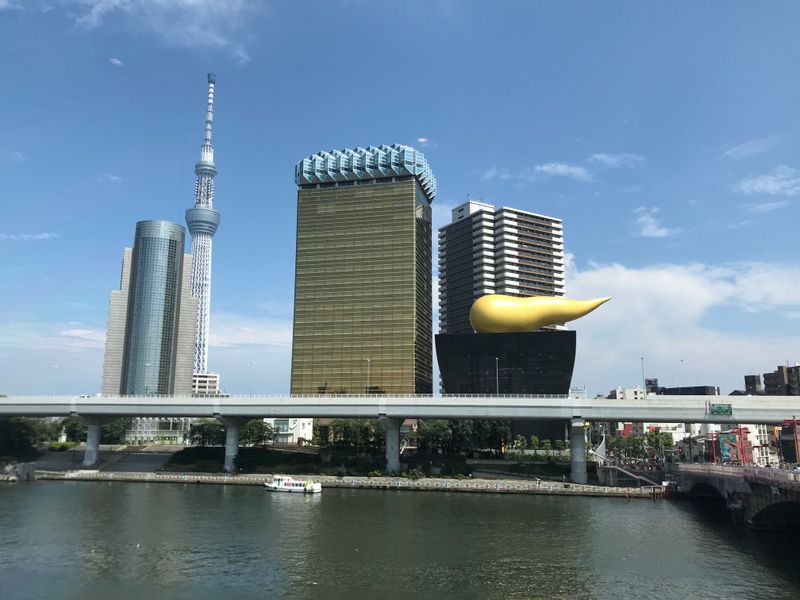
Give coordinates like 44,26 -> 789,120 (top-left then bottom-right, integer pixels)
435,331 -> 576,441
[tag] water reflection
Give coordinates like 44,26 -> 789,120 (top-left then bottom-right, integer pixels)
1,482 -> 799,600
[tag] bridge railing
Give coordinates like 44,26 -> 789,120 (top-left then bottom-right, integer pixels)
675,463 -> 800,487
1,393 -> 573,399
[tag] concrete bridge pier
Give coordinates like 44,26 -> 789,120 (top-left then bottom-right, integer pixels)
79,416 -> 109,467
570,418 -> 587,485
217,417 -> 248,473
383,417 -> 401,473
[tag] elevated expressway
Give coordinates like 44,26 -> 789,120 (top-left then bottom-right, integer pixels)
3,394 -> 798,482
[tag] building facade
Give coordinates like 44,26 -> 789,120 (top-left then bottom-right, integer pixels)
192,373 -> 222,396
267,418 -> 314,445
290,144 -> 435,395
438,200 -> 565,334
763,365 -> 800,395
101,220 -> 196,397
744,374 -> 763,395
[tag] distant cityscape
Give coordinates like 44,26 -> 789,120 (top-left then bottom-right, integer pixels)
84,74 -> 800,466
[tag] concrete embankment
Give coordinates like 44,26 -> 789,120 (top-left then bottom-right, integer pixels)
32,470 -> 658,498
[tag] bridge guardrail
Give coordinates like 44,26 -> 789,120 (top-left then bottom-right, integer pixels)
676,463 -> 800,487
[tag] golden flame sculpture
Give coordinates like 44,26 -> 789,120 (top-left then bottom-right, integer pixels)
469,294 -> 611,333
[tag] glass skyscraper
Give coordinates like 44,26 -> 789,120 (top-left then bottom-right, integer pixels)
290,144 -> 436,395
102,220 -> 196,396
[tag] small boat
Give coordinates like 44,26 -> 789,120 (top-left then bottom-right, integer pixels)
265,475 -> 322,494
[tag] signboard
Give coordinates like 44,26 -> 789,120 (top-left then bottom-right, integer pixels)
719,433 -> 738,462
709,403 -> 733,416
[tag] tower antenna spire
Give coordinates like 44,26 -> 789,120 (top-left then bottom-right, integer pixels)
204,73 -> 216,145
185,73 -> 221,375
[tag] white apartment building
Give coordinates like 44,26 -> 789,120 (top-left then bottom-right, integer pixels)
266,418 -> 314,446
438,200 -> 565,334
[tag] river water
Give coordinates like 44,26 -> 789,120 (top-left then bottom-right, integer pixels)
1,482 -> 798,599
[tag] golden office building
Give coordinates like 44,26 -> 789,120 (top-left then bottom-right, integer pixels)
290,144 -> 436,395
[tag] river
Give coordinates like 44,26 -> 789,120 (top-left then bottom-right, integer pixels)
1,481 -> 798,599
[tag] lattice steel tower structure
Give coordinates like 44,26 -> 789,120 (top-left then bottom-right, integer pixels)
185,73 -> 221,374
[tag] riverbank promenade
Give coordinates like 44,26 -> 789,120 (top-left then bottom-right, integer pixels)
29,470 -> 657,499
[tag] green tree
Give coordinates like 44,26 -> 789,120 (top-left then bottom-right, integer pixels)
540,439 -> 552,456
0,417 -> 53,460
61,417 -> 87,442
240,419 -> 276,446
624,434 -> 647,459
447,420 -> 476,454
529,434 -> 540,451
100,418 -> 133,444
330,419 -> 385,452
189,420 -> 225,446
514,434 -> 527,452
554,439 -> 566,453
417,420 -> 452,455
488,421 -> 511,455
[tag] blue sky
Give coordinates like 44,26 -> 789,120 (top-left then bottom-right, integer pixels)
2,0 -> 800,396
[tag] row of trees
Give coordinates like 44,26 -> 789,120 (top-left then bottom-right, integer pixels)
0,416 -> 134,460
511,434 -> 569,454
317,419 -> 515,456
59,417 -> 133,444
0,417 -> 55,460
605,431 -> 675,461
316,419 -> 587,458
188,419 -> 277,447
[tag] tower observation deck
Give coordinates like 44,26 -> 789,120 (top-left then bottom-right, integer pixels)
185,73 -> 220,374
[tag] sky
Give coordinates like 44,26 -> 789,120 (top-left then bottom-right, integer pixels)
1,0 -> 800,397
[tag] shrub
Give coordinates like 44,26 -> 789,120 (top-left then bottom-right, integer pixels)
406,466 -> 425,480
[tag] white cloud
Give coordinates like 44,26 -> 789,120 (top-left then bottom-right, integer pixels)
0,232 -> 59,241
209,311 -> 291,348
633,207 -> 681,238
11,150 -> 25,160
722,136 -> 779,160
0,321 -> 104,351
733,165 -> 800,196
481,166 -> 511,181
58,328 -> 106,345
109,57 -> 123,66
739,201 -> 788,215
568,260 -> 800,395
524,162 -> 592,182
588,153 -> 644,169
97,173 -> 122,183
71,0 -> 256,63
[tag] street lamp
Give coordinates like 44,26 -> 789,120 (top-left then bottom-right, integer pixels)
366,358 -> 371,394
640,357 -> 646,396
495,357 -> 499,395
249,361 -> 255,396
145,362 -> 152,396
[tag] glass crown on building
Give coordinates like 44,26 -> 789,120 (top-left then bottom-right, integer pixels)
295,143 -> 437,201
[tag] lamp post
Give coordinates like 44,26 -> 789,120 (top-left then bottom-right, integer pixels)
249,361 -> 255,396
366,358 -> 371,394
145,362 -> 152,396
495,357 -> 499,395
640,357 -> 646,396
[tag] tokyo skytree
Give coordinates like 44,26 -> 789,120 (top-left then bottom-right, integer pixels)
185,73 -> 220,374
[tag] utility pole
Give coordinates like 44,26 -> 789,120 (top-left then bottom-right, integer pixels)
495,357 -> 499,395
